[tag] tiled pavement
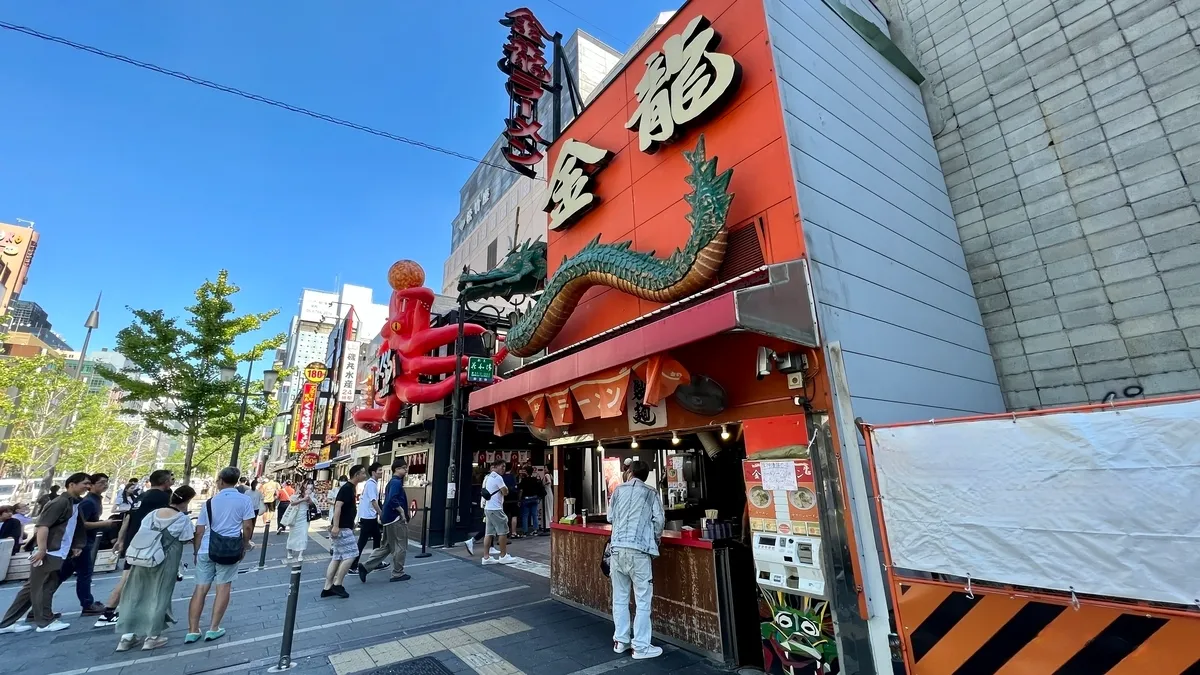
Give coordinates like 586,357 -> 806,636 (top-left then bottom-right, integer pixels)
0,524 -> 734,675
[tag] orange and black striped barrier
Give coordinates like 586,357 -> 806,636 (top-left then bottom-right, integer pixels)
894,580 -> 1200,674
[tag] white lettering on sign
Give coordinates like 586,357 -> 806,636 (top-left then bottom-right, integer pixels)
625,15 -> 740,154
544,139 -> 613,230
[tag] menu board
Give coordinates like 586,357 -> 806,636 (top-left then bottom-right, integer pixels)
744,459 -> 820,537
666,455 -> 687,490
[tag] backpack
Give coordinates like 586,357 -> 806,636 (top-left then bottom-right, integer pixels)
205,499 -> 244,565
126,512 -> 185,568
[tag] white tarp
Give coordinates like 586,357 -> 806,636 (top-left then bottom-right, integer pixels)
870,398 -> 1200,607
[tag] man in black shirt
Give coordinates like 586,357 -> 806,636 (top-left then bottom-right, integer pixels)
59,473 -> 116,616
92,469 -> 174,628
321,465 -> 366,599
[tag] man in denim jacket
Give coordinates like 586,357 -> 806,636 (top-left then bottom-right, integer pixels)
606,460 -> 664,660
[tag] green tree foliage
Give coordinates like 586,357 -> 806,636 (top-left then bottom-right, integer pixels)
98,270 -> 285,484
0,353 -> 134,481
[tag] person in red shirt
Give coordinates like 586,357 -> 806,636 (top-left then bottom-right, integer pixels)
275,482 -> 296,534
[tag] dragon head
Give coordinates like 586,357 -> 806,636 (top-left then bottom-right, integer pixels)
458,239 -> 548,303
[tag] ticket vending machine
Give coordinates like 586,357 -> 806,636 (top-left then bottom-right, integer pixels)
745,457 -> 838,674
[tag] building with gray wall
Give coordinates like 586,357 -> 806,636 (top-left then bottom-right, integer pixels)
766,0 -> 1007,422
882,0 -> 1200,408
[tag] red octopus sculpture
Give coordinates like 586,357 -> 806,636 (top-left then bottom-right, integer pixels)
352,260 -> 488,432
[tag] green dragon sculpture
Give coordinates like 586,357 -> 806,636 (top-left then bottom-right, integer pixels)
457,239 -> 548,303
505,134 -> 734,357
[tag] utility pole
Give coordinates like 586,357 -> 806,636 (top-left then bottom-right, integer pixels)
40,293 -> 101,496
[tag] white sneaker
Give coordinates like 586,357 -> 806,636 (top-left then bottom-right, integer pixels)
36,620 -> 70,633
0,623 -> 32,634
462,539 -> 475,556
632,645 -> 663,660
490,547 -> 501,555
497,554 -> 517,564
481,557 -> 500,565
614,641 -> 630,653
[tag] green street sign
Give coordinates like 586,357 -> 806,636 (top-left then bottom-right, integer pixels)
466,356 -> 495,384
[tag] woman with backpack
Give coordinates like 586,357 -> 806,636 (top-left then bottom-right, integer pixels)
114,486 -> 196,652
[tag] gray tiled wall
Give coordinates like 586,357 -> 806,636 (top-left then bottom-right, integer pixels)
885,0 -> 1200,408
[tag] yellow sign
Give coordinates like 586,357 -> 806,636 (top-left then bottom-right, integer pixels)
304,361 -> 329,383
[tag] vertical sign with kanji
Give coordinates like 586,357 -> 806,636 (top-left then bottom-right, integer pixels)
499,7 -> 553,176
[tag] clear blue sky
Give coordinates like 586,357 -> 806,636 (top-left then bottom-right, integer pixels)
0,1 -> 658,356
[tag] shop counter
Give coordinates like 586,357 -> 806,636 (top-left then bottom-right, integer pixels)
550,523 -> 758,665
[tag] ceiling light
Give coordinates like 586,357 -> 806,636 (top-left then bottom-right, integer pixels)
597,442 -> 605,453
720,424 -> 730,441
630,437 -> 639,449
671,431 -> 680,445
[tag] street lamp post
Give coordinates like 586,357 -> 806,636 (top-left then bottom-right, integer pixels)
39,294 -> 101,497
221,361 -> 278,469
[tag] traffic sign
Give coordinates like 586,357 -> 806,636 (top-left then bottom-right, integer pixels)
466,356 -> 495,384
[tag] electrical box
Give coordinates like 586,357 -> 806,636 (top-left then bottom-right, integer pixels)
752,532 -> 826,598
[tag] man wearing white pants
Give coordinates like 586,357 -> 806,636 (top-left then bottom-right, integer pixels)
606,460 -> 664,660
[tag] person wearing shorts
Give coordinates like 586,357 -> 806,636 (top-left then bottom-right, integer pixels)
480,460 -> 515,565
321,465 -> 367,599
186,467 -> 255,644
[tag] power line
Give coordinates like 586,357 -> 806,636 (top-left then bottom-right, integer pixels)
0,20 -> 521,175
543,0 -> 630,51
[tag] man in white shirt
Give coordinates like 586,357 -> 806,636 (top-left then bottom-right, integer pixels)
480,460 -> 515,565
350,463 -> 384,574
187,467 -> 255,644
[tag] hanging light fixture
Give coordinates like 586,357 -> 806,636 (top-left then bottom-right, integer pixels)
671,430 -> 680,445
597,441 -> 605,453
630,437 -> 639,449
720,424 -> 731,440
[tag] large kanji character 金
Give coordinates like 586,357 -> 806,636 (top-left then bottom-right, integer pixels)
500,7 -> 551,46
544,139 -> 613,230
626,15 -> 740,153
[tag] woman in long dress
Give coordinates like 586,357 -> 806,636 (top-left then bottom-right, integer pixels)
284,482 -> 315,563
115,486 -> 196,652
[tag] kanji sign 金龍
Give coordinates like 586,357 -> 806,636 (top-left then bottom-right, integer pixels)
499,7 -> 553,176
544,139 -> 613,230
626,15 -> 741,153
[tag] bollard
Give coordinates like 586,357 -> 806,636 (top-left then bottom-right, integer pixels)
268,563 -> 302,672
414,506 -> 432,559
257,524 -> 270,570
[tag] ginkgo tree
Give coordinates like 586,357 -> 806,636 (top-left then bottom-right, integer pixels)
98,270 -> 285,484
0,353 -> 133,481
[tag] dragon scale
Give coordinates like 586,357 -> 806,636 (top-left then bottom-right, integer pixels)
506,135 -> 734,357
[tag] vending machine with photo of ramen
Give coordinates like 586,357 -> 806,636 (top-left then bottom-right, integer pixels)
743,416 -> 838,675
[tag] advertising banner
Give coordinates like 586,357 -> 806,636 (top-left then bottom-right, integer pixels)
294,382 -> 317,454
338,341 -> 360,403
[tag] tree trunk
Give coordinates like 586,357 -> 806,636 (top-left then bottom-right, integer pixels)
183,431 -> 197,486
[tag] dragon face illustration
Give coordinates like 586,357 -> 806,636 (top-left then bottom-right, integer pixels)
457,239 -> 548,304
761,597 -> 838,674
503,134 -> 734,357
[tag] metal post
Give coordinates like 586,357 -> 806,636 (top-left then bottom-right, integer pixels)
40,293 -> 101,497
551,32 -> 563,142
415,505 -> 431,559
257,522 -> 271,570
443,293 -> 467,548
230,360 -> 254,468
268,563 -> 302,672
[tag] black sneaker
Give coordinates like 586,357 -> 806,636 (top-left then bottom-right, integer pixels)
379,562 -> 391,570
320,588 -> 335,598
358,567 -> 369,583
332,585 -> 350,599
388,574 -> 411,582
93,610 -> 118,628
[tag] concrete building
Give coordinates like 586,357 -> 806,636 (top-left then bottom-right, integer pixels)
882,0 -> 1200,408
0,221 -> 39,318
6,300 -> 73,352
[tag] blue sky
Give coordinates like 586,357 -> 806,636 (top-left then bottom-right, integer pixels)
0,1 -> 657,356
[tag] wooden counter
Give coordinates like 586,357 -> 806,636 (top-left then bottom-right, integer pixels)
550,523 -> 724,658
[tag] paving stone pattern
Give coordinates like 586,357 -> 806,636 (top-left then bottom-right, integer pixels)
886,0 -> 1200,407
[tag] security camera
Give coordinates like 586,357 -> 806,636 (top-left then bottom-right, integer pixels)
756,346 -> 776,380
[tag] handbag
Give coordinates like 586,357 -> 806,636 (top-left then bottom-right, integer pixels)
600,541 -> 613,577
206,499 -> 244,565
307,502 -> 320,522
